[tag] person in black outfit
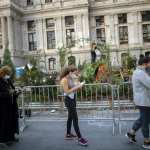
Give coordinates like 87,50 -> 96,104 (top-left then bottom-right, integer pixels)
0,66 -> 19,145
91,43 -> 97,63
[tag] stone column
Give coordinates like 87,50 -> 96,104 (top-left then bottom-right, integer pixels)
105,15 -> 111,44
1,17 -> 7,50
55,16 -> 63,48
89,15 -> 96,43
114,15 -> 119,48
137,11 -> 143,46
75,14 -> 83,47
82,13 -> 90,47
36,18 -> 43,50
61,16 -> 66,46
128,12 -> 139,47
21,21 -> 28,51
7,16 -> 14,52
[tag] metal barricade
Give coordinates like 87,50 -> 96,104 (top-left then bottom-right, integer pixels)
17,82 -> 142,135
118,82 -> 139,134
19,83 -> 117,135
77,83 -> 116,135
18,88 -> 27,132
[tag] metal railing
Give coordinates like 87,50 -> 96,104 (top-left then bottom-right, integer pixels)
18,82 -> 139,135
117,82 -> 138,134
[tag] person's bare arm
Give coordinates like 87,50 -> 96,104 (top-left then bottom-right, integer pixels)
61,78 -> 82,94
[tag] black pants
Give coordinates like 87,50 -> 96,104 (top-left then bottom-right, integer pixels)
65,96 -> 81,138
91,51 -> 96,63
132,106 -> 150,138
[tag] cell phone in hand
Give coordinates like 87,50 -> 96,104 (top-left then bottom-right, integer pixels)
80,81 -> 85,86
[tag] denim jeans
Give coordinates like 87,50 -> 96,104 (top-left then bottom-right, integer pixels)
132,106 -> 150,138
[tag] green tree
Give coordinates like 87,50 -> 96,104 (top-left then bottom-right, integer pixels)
2,48 -> 15,79
97,43 -> 111,72
57,47 -> 71,70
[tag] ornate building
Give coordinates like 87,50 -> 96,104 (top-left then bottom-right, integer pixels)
0,0 -> 150,71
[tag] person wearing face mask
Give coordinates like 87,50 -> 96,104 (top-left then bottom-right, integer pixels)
69,67 -> 81,85
145,57 -> 150,76
0,66 -> 19,145
126,56 -> 150,149
60,66 -> 88,146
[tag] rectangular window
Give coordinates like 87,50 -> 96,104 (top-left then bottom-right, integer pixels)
143,24 -> 150,43
27,0 -> 33,6
142,11 -> 150,22
28,33 -> 37,51
46,18 -> 55,29
47,31 -> 56,49
95,16 -> 104,27
27,21 -> 35,31
119,26 -> 128,44
118,13 -> 127,24
45,0 -> 52,3
65,16 -> 74,27
96,28 -> 105,43
66,29 -> 75,47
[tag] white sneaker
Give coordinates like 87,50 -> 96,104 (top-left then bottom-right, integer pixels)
143,142 -> 150,149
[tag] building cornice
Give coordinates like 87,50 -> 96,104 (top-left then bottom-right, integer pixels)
0,4 -> 10,10
90,1 -> 150,12
22,3 -> 89,16
10,2 -> 24,15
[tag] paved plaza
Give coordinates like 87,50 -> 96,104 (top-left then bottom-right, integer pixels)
0,120 -> 144,150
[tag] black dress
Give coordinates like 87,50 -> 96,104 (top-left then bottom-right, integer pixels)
0,77 -> 19,143
8,79 -> 19,135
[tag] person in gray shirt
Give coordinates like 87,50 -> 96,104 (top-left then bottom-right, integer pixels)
126,56 -> 150,149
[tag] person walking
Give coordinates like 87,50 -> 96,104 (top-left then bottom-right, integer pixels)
60,66 -> 88,146
126,56 -> 150,149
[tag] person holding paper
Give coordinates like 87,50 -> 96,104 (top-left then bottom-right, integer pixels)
60,67 -> 88,146
0,66 -> 19,145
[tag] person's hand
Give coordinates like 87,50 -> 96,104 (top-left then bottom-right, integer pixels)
9,89 -> 15,95
77,82 -> 85,90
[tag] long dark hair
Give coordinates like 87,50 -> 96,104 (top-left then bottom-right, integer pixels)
60,66 -> 78,80
60,67 -> 70,80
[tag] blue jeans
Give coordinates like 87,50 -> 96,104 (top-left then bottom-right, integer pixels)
132,106 -> 150,138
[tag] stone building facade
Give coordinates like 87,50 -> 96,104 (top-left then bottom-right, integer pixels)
0,0 -> 150,71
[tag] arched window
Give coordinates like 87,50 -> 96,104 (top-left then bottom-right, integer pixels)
68,56 -> 76,66
121,53 -> 128,67
48,58 -> 56,70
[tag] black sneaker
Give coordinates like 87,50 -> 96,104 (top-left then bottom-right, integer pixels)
125,132 -> 137,143
65,133 -> 76,140
0,143 -> 8,148
143,141 -> 150,149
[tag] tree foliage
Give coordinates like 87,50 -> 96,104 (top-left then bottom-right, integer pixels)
2,48 -> 15,79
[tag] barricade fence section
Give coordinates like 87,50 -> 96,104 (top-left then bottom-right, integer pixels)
118,82 -> 138,134
18,82 -> 139,135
